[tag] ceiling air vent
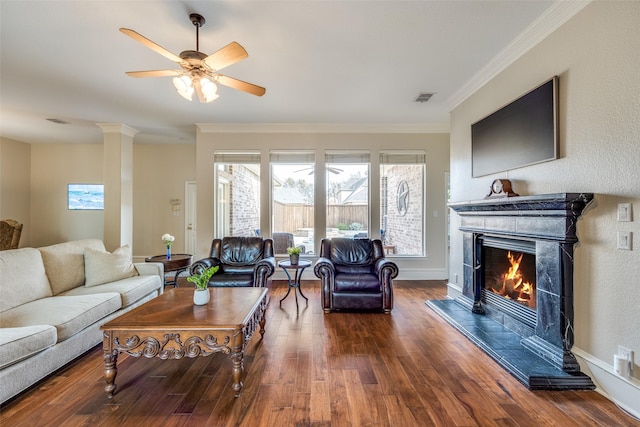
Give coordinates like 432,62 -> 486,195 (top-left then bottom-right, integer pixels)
414,92 -> 435,103
46,118 -> 69,125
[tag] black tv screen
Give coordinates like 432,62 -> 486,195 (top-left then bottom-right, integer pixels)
471,76 -> 558,177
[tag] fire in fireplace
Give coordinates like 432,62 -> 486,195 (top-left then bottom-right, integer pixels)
484,246 -> 536,310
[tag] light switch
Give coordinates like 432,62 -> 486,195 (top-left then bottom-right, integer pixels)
618,203 -> 632,222
617,231 -> 632,250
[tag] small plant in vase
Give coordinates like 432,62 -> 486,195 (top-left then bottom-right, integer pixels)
187,265 -> 218,305
287,246 -> 302,265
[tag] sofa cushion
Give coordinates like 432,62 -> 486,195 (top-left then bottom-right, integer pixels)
0,293 -> 121,342
0,248 -> 52,312
38,239 -> 106,295
0,325 -> 57,369
84,245 -> 137,287
63,274 -> 160,308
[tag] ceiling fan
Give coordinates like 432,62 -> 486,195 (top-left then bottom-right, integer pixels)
120,13 -> 265,103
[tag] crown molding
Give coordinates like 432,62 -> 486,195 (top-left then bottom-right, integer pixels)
445,0 -> 592,112
196,122 -> 450,134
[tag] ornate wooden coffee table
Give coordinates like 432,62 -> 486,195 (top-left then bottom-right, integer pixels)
100,287 -> 268,398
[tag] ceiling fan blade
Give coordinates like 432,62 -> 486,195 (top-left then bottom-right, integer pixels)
125,70 -> 182,78
204,42 -> 248,71
120,28 -> 185,65
216,75 -> 266,97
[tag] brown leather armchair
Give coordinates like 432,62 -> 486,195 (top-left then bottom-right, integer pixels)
190,236 -> 276,287
314,238 -> 398,314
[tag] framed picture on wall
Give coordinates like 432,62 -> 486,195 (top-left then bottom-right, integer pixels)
68,184 -> 104,210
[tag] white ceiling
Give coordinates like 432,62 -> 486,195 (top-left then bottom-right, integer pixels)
1,1 -> 575,145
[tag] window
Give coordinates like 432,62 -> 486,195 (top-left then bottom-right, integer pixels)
212,148 -> 425,258
325,151 -> 370,239
213,152 -> 261,238
270,151 -> 315,255
380,151 -> 425,256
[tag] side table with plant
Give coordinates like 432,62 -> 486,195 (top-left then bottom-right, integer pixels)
287,246 -> 302,265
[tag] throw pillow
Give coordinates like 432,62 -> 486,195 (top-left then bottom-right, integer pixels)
84,245 -> 138,287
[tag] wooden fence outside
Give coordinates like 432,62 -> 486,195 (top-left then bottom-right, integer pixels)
273,202 -> 368,233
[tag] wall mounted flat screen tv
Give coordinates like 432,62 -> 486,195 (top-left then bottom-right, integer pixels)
471,76 -> 558,177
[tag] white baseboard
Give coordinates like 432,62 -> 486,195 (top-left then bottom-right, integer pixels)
395,268 -> 447,281
572,347 -> 640,420
446,282 -> 463,298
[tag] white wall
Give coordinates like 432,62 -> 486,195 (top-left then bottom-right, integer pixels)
449,1 -> 640,414
195,129 -> 450,279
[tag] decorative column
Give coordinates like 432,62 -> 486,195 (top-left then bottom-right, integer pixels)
97,123 -> 138,252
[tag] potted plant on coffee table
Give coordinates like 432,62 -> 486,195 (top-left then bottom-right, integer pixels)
287,246 -> 302,265
187,265 -> 218,305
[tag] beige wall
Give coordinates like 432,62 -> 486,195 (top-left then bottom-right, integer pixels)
0,137 -> 31,246
30,144 -> 104,246
14,142 -> 195,256
448,1 -> 640,406
195,130 -> 450,279
132,144 -> 196,257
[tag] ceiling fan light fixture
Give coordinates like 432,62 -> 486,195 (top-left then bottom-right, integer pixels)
173,75 -> 194,100
200,77 -> 219,103
121,13 -> 265,103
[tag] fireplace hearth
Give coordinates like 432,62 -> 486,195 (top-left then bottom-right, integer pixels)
428,193 -> 595,390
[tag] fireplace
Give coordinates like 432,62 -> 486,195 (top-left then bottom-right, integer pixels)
428,193 -> 595,390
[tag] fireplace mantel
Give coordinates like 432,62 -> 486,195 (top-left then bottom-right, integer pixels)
448,192 -> 594,242
428,192 -> 595,390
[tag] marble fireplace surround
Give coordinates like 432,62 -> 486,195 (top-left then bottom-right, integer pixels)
428,193 -> 596,390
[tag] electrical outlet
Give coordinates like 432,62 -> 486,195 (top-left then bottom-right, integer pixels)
618,345 -> 635,375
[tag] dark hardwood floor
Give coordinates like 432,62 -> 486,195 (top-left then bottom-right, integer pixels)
1,281 -> 638,426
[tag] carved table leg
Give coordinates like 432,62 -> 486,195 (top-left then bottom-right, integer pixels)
259,312 -> 266,338
103,349 -> 118,398
231,351 -> 244,397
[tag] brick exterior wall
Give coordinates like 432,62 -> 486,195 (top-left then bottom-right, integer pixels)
227,165 -> 261,237
382,165 -> 423,255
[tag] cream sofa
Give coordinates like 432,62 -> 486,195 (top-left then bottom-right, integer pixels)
0,239 -> 164,404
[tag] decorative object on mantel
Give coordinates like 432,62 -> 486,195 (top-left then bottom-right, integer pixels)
162,233 -> 175,259
187,265 -> 219,305
485,179 -> 519,199
287,246 -> 302,265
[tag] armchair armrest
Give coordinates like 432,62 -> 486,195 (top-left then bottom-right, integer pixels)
374,258 -> 399,280
313,257 -> 335,278
190,257 -> 222,275
254,256 -> 276,286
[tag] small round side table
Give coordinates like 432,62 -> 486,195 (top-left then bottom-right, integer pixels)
278,259 -> 311,310
145,254 -> 193,287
